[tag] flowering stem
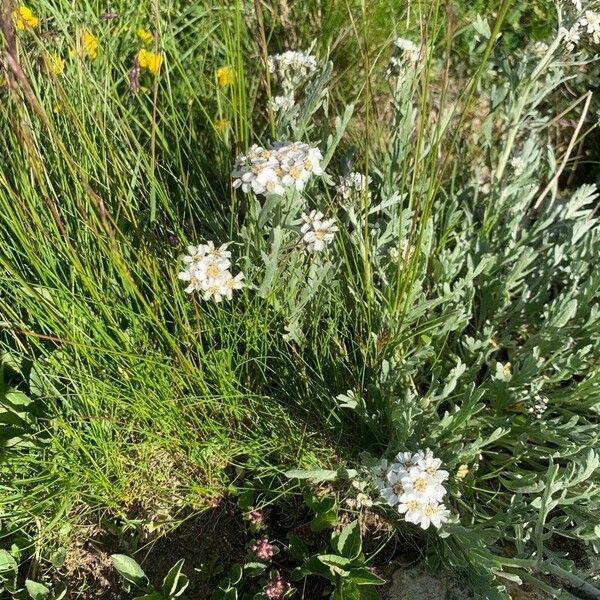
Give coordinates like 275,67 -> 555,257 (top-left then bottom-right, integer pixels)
149,0 -> 161,222
253,0 -> 276,139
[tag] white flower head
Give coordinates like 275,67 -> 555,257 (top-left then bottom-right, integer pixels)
560,24 -> 581,52
532,41 -> 549,57
336,172 -> 371,203
379,469 -> 405,507
580,11 -> 600,43
178,265 -> 205,294
232,141 -> 323,197
417,451 -> 450,484
402,498 -> 450,530
183,244 -> 208,268
301,209 -> 325,230
199,255 -> 231,280
388,37 -> 422,75
205,241 -> 231,260
301,212 -> 338,252
395,450 -> 424,469
393,37 -> 422,63
401,465 -> 447,502
268,49 -> 318,94
355,493 -> 373,509
271,94 -> 295,113
510,156 -> 527,177
254,167 -> 286,196
372,448 -> 452,530
213,271 -> 245,301
525,393 -> 549,419
179,241 -> 244,301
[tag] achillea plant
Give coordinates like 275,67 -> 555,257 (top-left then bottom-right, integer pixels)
0,2 -> 598,599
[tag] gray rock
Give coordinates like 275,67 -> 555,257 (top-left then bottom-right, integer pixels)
383,563 -> 473,600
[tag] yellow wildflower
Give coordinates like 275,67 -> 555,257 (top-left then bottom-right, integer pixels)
214,117 -> 229,136
137,49 -> 163,76
216,65 -> 234,87
46,53 -> 65,76
137,28 -> 153,44
82,29 -> 99,60
14,6 -> 38,30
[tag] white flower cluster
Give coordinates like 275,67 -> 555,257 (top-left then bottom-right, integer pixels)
532,41 -> 549,57
581,10 -> 600,43
510,155 -> 527,177
387,37 -> 422,75
232,142 -> 323,196
268,50 -> 318,113
525,393 -> 549,419
270,94 -> 295,113
388,239 -> 413,263
178,242 -> 244,302
560,8 -> 600,52
335,172 -> 372,202
561,25 -> 582,51
268,50 -> 317,92
373,450 -> 451,530
300,210 -> 338,252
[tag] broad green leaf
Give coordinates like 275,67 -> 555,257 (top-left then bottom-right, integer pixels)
332,520 -> 361,560
347,567 -> 385,586
228,564 -> 243,585
25,580 -> 50,600
0,549 -> 17,573
243,562 -> 267,577
359,585 -> 382,600
111,554 -> 149,588
317,554 -> 352,576
286,533 -> 309,561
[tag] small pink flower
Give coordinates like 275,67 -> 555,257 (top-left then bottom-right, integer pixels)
251,537 -> 274,561
265,574 -> 289,599
247,509 -> 264,525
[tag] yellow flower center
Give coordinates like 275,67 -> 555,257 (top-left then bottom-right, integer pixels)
206,264 -> 221,278
413,477 -> 428,493
406,500 -> 418,511
423,505 -> 435,516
